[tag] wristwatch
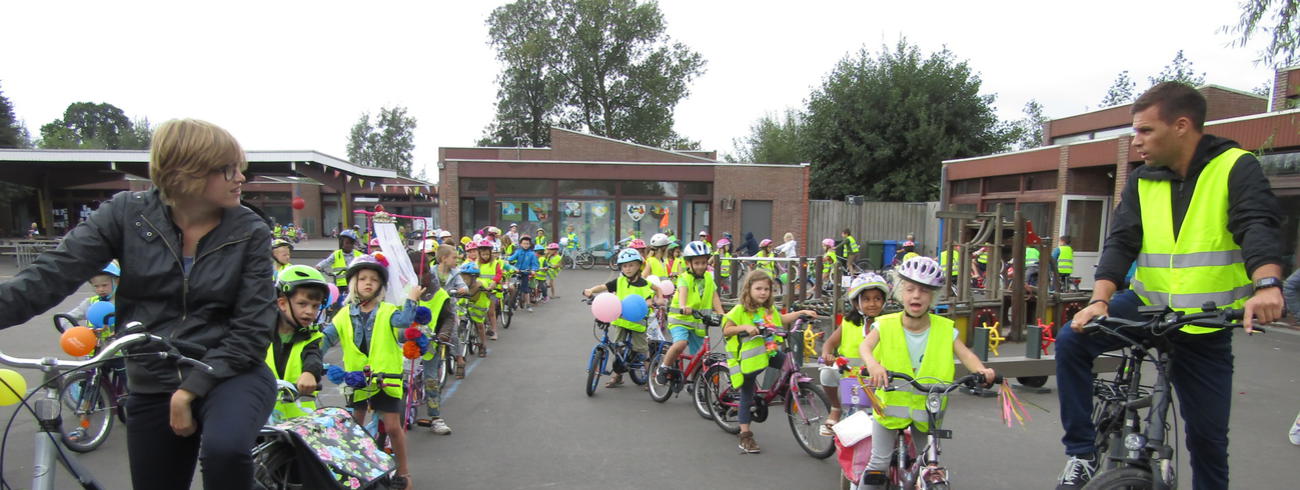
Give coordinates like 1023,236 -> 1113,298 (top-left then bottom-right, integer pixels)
1253,277 -> 1283,292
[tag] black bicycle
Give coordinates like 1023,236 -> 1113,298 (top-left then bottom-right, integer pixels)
1081,303 -> 1259,490
52,313 -> 128,453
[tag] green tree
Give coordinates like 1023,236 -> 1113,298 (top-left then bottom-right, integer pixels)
482,0 -> 706,148
0,82 -> 32,149
731,109 -> 809,164
1014,99 -> 1047,150
347,106 -> 417,177
1149,50 -> 1206,87
1100,70 -> 1137,107
803,40 -> 1014,202
1223,0 -> 1300,65
37,102 -> 148,150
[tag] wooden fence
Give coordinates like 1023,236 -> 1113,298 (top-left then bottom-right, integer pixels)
806,200 -> 941,260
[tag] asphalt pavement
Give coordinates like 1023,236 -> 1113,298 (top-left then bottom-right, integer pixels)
1,264 -> 1297,489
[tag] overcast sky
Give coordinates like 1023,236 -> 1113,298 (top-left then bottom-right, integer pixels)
3,1 -> 1275,181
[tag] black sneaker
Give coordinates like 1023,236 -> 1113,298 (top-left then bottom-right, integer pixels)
655,365 -> 669,385
1056,454 -> 1097,489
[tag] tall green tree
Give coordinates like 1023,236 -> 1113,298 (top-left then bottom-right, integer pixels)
0,82 -> 32,149
1014,99 -> 1047,150
730,109 -> 809,164
37,102 -> 149,150
1149,50 -> 1206,87
347,106 -> 417,177
1100,70 -> 1137,107
482,0 -> 706,148
1223,0 -> 1300,65
803,40 -> 1014,202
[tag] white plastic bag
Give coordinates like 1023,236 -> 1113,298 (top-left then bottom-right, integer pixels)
832,409 -> 874,446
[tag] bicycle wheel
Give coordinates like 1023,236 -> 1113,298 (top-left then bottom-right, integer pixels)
501,296 -> 513,329
690,364 -> 715,420
439,344 -> 453,387
647,348 -> 673,403
626,344 -> 651,386
577,252 -> 594,270
786,382 -> 836,459
59,371 -> 114,453
252,435 -> 297,490
702,364 -> 740,434
586,345 -> 608,397
1082,467 -> 1153,489
608,253 -> 618,271
457,320 -> 473,357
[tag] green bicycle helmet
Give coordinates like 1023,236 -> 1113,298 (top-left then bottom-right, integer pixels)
275,265 -> 330,297
272,239 -> 294,251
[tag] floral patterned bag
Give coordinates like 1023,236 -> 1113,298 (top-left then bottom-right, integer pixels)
273,407 -> 395,489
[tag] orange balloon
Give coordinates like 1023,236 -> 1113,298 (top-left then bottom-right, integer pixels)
61,327 -> 97,357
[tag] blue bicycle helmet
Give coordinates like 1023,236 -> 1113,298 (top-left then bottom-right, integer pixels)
458,262 -> 481,276
100,261 -> 120,277
616,248 -> 643,265
339,229 -> 359,243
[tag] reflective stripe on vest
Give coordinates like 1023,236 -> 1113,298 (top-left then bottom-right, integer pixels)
332,302 -> 403,401
668,273 -> 716,337
720,252 -> 732,277
1057,246 -> 1074,274
332,250 -> 361,287
939,250 -> 961,276
1025,248 -> 1040,267
723,305 -> 782,388
870,313 -> 955,431
265,331 -> 325,419
846,235 -> 860,254
822,251 -> 837,275
1134,147 -> 1252,334
611,275 -> 652,333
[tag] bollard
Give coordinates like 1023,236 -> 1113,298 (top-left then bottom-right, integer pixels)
971,327 -> 990,361
1026,325 -> 1043,359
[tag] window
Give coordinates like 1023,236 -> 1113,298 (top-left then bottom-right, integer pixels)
560,200 -> 616,251
621,181 -> 677,197
500,200 -> 553,239
1259,152 -> 1300,176
1025,171 -> 1058,191
1063,200 -> 1104,252
679,182 -> 712,196
1019,202 -> 1055,238
951,179 -> 980,195
460,178 -> 489,193
985,175 -> 1020,193
558,180 -> 617,196
622,200 -> 678,238
495,179 -> 554,195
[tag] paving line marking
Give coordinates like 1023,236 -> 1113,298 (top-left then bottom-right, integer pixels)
441,348 -> 487,402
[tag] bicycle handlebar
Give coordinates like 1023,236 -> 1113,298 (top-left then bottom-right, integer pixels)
839,366 -> 1000,392
0,321 -> 213,374
1081,305 -> 1261,336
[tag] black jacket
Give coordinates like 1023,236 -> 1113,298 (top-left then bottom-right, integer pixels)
1096,135 -> 1283,285
0,189 -> 276,397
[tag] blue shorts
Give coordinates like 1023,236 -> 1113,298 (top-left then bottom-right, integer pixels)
668,326 -> 705,355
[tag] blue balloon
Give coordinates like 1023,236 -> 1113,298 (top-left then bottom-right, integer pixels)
86,301 -> 115,329
620,294 -> 648,323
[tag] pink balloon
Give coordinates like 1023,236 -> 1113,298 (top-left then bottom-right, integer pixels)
646,275 -> 660,286
592,292 -> 622,323
327,283 -> 340,305
657,280 -> 675,296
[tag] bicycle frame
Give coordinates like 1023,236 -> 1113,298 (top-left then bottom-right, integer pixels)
715,320 -> 815,416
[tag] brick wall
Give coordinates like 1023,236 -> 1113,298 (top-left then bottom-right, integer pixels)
291,183 -> 322,236
1203,86 -> 1267,121
1113,135 -> 1132,204
438,153 -> 461,236
713,164 -> 809,255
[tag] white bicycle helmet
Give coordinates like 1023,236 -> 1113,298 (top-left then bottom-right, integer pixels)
847,272 -> 890,301
649,233 -> 671,248
682,241 -> 711,258
896,256 -> 944,288
617,248 -> 644,265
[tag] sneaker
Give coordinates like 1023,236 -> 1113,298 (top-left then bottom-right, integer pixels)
488,331 -> 498,340
1290,411 -> 1300,445
1055,454 -> 1097,489
738,431 -> 761,454
655,365 -> 670,385
527,306 -> 534,312
431,418 -> 452,435
390,474 -> 410,489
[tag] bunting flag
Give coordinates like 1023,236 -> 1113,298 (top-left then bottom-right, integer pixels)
381,184 -> 388,192
334,170 -> 340,178
369,182 -> 376,189
345,175 -> 352,183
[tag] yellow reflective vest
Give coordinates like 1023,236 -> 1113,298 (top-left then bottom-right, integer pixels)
417,288 -> 450,361
871,313 -> 955,431
1133,148 -> 1253,334
331,249 -> 363,287
612,275 -> 652,333
1056,246 -> 1074,274
333,302 -> 403,401
668,272 -> 716,337
837,317 -> 868,359
723,304 -> 783,388
939,250 -> 962,277
265,330 -> 325,419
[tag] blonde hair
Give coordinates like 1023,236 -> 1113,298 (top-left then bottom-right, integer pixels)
891,275 -> 938,310
739,269 -> 776,312
149,119 -> 246,204
783,232 -> 794,242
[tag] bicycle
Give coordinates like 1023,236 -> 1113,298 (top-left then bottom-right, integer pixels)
697,314 -> 837,459
51,313 -> 128,453
455,299 -> 486,358
573,248 -> 595,270
495,284 -> 514,330
581,297 -> 656,396
0,322 -> 210,490
647,310 -> 726,420
1080,303 -> 1258,490
343,367 -> 406,454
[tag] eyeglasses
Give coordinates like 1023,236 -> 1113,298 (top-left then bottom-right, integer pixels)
217,163 -> 244,181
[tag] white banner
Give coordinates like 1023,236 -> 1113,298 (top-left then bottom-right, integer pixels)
374,221 -> 419,305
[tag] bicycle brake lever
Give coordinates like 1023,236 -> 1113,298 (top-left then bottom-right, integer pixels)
177,356 -> 215,374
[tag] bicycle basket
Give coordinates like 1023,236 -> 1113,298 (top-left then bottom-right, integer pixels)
270,407 -> 395,489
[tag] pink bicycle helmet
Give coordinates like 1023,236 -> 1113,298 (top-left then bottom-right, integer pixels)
896,256 -> 944,288
902,240 -> 916,248
630,239 -> 647,249
759,238 -> 773,248
715,238 -> 731,248
821,238 -> 835,248
546,242 -> 560,250
475,239 -> 495,250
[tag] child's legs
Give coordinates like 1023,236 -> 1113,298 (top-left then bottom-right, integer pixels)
664,327 -> 692,366
818,366 -> 842,417
866,420 -> 900,472
379,410 -> 408,475
737,371 -> 759,432
421,356 -> 442,418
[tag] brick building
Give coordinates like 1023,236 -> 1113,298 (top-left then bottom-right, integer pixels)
941,71 -> 1300,287
438,128 -> 810,252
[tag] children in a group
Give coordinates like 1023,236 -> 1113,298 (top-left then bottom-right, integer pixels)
266,265 -> 328,420
721,269 -> 819,453
271,239 -> 293,275
657,241 -> 724,384
429,245 -> 470,377
856,257 -> 995,488
475,240 -> 504,340
818,272 -> 889,434
329,254 -> 424,489
316,229 -> 363,300
645,233 -> 671,279
754,238 -> 777,276
411,249 -> 458,436
582,248 -> 656,388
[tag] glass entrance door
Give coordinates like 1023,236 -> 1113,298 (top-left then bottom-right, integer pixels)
1058,195 -> 1111,289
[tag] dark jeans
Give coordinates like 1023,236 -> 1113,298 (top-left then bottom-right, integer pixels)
738,352 -> 786,425
126,366 -> 275,490
1056,289 -> 1234,490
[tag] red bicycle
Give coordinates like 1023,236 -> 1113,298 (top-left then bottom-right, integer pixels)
646,310 -> 726,420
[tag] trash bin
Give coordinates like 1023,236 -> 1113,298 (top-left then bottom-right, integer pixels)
882,240 -> 898,267
866,241 -> 885,270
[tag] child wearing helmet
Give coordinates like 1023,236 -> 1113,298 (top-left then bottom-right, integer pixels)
316,229 -> 363,303
506,235 -> 540,312
645,233 -> 671,280
841,229 -> 861,273
714,238 -> 734,294
820,238 -> 839,284
540,242 -> 562,301
267,265 -> 330,420
271,239 -> 293,275
657,241 -> 725,384
325,254 -> 424,486
410,247 -> 460,435
666,241 -> 684,279
582,248 -> 655,388
474,240 -> 508,341
722,269 -> 820,453
818,272 -> 890,435
855,256 -> 995,486
754,238 -> 777,278
457,258 -> 492,357
64,261 -> 121,335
